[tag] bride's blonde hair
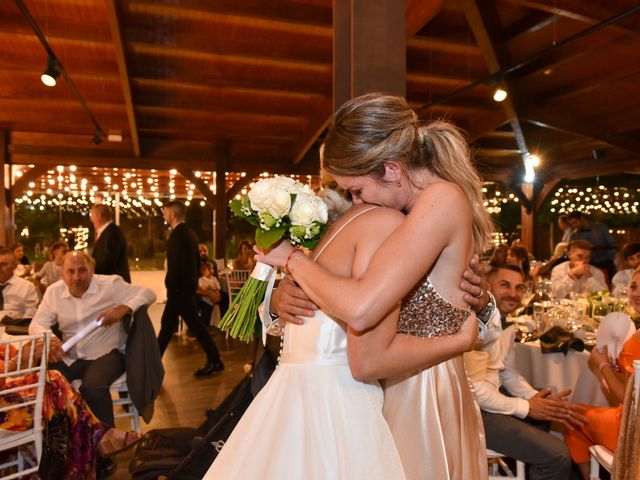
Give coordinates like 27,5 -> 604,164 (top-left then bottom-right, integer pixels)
322,93 -> 493,252
318,167 -> 352,224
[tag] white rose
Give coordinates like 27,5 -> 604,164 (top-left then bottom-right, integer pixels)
271,176 -> 297,192
290,194 -> 328,226
247,178 -> 273,211
263,188 -> 291,218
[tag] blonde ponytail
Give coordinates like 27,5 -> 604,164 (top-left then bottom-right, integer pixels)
418,121 -> 493,252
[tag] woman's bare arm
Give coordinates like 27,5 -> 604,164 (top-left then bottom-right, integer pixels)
258,183 -> 471,330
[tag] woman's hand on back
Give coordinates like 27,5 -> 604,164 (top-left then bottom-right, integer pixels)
460,254 -> 489,312
270,277 -> 318,325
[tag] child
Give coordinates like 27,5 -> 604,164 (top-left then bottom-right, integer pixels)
197,261 -> 222,328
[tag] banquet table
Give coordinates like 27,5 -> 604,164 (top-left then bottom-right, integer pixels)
512,341 -> 609,406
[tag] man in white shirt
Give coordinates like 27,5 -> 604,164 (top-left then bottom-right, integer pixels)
550,240 -> 608,299
611,242 -> 640,297
464,265 -> 585,480
0,247 -> 39,319
29,251 -> 156,426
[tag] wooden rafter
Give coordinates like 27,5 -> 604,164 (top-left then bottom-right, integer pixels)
105,0 -> 141,157
227,168 -> 262,200
525,115 -> 640,156
178,168 -> 216,207
461,0 -> 531,162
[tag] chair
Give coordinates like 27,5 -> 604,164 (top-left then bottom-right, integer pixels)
71,374 -> 141,434
589,359 -> 640,480
0,332 -> 51,480
487,449 -> 526,480
110,374 -> 141,433
226,269 -> 251,302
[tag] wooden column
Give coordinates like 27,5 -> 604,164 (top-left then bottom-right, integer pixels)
520,183 -> 534,252
333,0 -> 406,111
0,132 -> 9,246
214,153 -> 228,260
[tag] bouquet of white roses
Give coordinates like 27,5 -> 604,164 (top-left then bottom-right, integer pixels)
218,176 -> 328,342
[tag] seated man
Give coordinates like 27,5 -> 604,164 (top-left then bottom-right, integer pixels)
0,247 -> 39,320
611,242 -> 640,297
550,239 -> 608,299
29,251 -> 156,427
464,264 -> 585,480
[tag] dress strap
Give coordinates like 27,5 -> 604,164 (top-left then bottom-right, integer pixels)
313,206 -> 378,261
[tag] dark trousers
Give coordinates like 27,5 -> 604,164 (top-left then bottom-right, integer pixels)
482,410 -> 572,480
198,299 -> 213,327
158,293 -> 221,364
50,349 -> 125,427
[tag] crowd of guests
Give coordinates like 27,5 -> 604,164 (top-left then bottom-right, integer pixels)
1,200 -> 257,478
479,211 -> 640,478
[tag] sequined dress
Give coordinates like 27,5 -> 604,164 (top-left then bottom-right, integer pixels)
383,277 -> 488,480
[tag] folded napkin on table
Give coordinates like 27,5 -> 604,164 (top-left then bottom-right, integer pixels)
539,326 -> 584,355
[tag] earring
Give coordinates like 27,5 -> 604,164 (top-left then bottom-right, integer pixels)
395,179 -> 401,187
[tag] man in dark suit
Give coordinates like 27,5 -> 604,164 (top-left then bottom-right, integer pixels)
157,200 -> 223,377
90,204 -> 131,282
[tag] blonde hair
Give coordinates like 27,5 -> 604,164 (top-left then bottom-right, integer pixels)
322,93 -> 493,252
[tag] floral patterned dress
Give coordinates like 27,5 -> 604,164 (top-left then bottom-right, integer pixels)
1,369 -> 109,479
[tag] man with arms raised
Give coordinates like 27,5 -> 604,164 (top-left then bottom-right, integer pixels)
29,251 -> 155,426
464,264 -> 585,480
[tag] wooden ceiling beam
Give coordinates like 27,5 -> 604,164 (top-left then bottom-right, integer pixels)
461,0 -> 531,161
525,116 -> 640,156
128,0 -> 333,30
9,152 -> 320,176
502,10 -> 556,41
475,148 -> 522,157
407,36 -> 481,56
549,156 -> 640,179
0,13 -> 112,44
227,168 -> 263,199
499,0 -> 640,36
105,0 -> 140,157
178,168 -> 216,207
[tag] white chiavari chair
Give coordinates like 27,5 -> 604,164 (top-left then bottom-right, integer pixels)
0,332 -> 51,480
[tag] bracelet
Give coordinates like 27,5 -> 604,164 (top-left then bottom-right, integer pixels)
285,249 -> 304,276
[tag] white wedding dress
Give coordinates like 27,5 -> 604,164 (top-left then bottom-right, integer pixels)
204,207 -> 406,479
203,310 -> 406,479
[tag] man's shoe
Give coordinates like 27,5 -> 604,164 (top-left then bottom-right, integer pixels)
96,456 -> 117,479
194,360 -> 224,377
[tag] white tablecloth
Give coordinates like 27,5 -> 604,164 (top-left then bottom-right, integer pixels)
512,341 -> 609,406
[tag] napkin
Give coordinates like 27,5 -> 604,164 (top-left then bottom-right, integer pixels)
539,326 -> 584,355
595,312 -> 635,363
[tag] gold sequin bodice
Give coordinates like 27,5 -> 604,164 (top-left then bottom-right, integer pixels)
397,276 -> 470,338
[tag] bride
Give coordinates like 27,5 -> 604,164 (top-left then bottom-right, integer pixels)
203,187 -> 477,479
257,93 -> 493,479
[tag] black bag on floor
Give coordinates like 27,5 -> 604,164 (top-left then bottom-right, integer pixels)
129,350 -> 277,479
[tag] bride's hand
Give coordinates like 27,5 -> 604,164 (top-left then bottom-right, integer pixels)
457,313 -> 479,352
254,241 -> 295,268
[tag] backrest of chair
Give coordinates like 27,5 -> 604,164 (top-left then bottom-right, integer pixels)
611,359 -> 640,480
0,332 -> 51,436
226,270 -> 250,302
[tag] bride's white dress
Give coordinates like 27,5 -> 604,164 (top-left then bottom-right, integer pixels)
203,310 -> 406,480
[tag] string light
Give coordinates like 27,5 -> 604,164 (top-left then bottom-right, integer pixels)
549,185 -> 639,215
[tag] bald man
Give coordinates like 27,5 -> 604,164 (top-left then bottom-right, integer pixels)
29,251 -> 155,426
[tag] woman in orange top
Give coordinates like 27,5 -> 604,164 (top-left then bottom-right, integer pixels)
565,266 -> 640,478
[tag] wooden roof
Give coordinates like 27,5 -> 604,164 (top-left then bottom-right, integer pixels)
1,0 -> 639,192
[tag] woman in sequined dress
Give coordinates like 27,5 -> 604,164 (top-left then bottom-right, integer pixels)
258,93 -> 493,480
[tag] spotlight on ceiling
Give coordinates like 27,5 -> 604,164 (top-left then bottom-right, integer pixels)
492,87 -> 508,102
92,130 -> 104,145
528,153 -> 541,167
41,57 -> 59,87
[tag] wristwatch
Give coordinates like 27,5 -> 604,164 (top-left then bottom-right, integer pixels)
476,292 -> 496,326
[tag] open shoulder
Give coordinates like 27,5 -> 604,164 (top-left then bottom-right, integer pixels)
415,181 -> 466,208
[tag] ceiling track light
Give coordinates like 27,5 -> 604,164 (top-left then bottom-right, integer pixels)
41,57 -> 59,87
492,86 -> 508,102
92,130 -> 104,145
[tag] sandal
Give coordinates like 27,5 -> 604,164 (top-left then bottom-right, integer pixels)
97,429 -> 140,458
